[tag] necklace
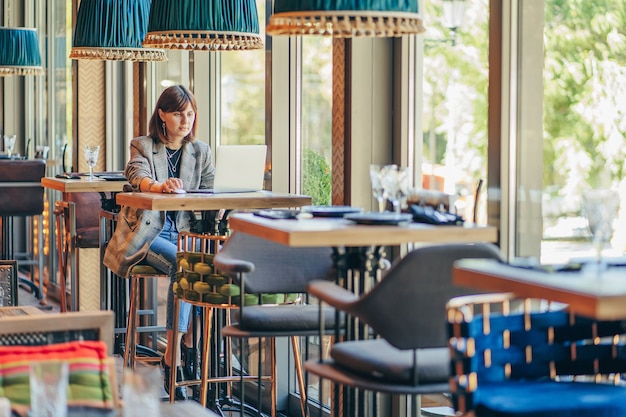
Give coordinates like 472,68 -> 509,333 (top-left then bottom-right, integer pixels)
166,147 -> 182,173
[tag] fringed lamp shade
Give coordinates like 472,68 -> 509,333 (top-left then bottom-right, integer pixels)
267,0 -> 426,37
70,0 -> 167,62
0,27 -> 44,76
142,0 -> 263,51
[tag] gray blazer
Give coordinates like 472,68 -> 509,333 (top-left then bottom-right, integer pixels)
103,136 -> 215,278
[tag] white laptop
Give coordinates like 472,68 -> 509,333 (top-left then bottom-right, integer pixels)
188,145 -> 267,193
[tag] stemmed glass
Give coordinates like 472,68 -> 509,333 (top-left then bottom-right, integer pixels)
380,164 -> 409,214
84,145 -> 100,181
3,135 -> 16,158
369,164 -> 386,212
581,189 -> 620,274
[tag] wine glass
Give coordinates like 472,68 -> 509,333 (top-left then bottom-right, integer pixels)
581,189 -> 620,274
84,145 -> 100,181
3,135 -> 16,158
380,165 -> 410,214
369,164 -> 386,212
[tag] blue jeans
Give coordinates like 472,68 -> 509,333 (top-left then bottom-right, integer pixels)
146,216 -> 191,332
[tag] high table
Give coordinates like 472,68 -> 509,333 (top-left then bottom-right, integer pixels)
228,212 -> 498,286
108,191 -> 312,314
227,212 -> 498,417
41,176 -> 128,312
453,258 -> 626,320
113,191 -> 312,408
228,212 -> 498,247
115,190 -> 311,211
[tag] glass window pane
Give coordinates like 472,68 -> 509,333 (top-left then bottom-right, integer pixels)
422,0 -> 489,223
220,1 -> 266,146
302,37 -> 332,206
541,0 -> 626,263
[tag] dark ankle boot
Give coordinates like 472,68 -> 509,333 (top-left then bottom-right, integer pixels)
161,356 -> 187,401
181,340 -> 200,381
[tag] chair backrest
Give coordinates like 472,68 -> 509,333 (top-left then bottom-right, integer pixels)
349,243 -> 503,350
0,159 -> 46,216
68,192 -> 102,231
0,260 -> 18,306
447,294 -> 626,414
214,231 -> 335,294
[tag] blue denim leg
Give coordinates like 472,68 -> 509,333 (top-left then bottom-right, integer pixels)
145,216 -> 191,332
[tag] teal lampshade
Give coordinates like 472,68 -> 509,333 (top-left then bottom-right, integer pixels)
143,0 -> 263,51
70,0 -> 167,62
268,0 -> 425,37
0,27 -> 44,76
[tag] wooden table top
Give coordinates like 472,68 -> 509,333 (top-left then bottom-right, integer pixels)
0,305 -> 44,317
116,191 -> 312,211
41,176 -> 128,193
453,258 -> 626,320
228,212 -> 498,247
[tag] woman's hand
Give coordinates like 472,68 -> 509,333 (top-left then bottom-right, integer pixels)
160,177 -> 184,193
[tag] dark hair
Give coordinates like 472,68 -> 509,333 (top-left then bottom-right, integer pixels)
148,85 -> 198,144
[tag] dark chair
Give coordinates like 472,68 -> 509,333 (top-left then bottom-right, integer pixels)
0,159 -> 46,301
54,192 -> 103,311
447,292 -> 626,417
304,243 -> 503,417
213,231 -> 339,417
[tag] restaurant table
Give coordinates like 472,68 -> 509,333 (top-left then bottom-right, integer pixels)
228,212 -> 498,282
0,305 -> 44,317
110,191 -> 312,311
228,212 -> 498,416
41,176 -> 128,312
115,190 -> 312,211
113,190 -> 313,402
453,258 -> 626,320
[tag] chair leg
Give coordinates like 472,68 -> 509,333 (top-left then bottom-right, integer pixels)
291,335 -> 309,417
170,295 -> 180,403
124,276 -> 139,369
270,338 -> 277,417
199,306 -> 213,407
54,206 -> 68,312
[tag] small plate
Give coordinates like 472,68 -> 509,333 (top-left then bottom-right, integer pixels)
344,212 -> 413,225
301,205 -> 363,218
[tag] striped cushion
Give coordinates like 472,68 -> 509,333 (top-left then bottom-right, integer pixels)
0,341 -> 114,409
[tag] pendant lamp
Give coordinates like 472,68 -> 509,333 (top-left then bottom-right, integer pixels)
267,0 -> 426,37
0,27 -> 44,76
70,0 -> 167,62
142,0 -> 263,51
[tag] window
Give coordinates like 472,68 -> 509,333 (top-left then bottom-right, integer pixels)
540,0 -> 626,263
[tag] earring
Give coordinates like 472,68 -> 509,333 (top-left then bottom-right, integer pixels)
162,121 -> 167,137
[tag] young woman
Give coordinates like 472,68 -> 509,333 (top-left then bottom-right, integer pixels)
103,85 -> 214,400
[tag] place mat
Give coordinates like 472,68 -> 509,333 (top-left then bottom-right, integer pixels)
344,212 -> 413,226
301,205 -> 362,218
97,174 -> 127,181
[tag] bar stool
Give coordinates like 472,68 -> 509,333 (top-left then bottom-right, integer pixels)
123,263 -> 169,370
168,232 -> 264,410
54,192 -> 102,312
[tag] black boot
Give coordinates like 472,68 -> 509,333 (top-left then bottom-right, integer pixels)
161,356 -> 187,401
180,340 -> 200,381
